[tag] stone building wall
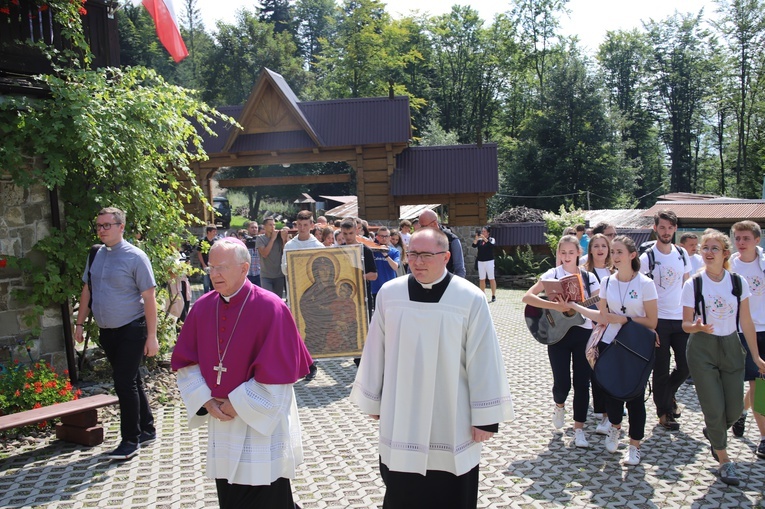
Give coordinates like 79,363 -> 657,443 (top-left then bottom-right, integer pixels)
0,178 -> 67,371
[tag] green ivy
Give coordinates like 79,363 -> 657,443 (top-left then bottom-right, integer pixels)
0,64 -> 233,331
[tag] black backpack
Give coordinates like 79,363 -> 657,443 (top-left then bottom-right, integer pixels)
643,242 -> 688,280
692,272 -> 743,327
86,244 -> 103,310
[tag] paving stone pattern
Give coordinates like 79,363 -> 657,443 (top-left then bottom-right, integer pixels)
2,289 -> 765,507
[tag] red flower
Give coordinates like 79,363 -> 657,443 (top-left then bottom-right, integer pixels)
24,383 -> 30,390
25,370 -> 34,379
78,7 -> 86,15
38,420 -> 47,429
45,381 -> 57,388
10,0 -> 19,5
14,390 -> 20,397
39,5 -> 49,12
33,402 -> 42,409
0,7 -> 9,16
65,381 -> 73,390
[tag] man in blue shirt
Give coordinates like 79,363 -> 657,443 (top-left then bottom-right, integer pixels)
74,207 -> 158,461
370,226 -> 400,311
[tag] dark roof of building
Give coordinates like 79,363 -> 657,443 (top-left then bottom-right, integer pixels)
391,144 -> 498,196
200,98 -> 411,156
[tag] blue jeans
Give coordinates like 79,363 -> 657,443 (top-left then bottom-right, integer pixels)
261,276 -> 285,298
99,318 -> 154,443
203,273 -> 212,293
247,274 -> 261,287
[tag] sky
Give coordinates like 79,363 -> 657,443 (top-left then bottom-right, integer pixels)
195,0 -> 718,53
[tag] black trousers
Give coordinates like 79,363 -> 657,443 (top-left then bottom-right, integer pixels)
215,478 -> 295,509
99,318 -> 154,443
652,318 -> 689,418
548,326 -> 592,423
380,459 -> 479,509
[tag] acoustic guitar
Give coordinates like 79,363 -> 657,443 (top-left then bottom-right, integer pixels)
524,295 -> 601,345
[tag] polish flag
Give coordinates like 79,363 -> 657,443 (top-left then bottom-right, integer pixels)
142,0 -> 189,63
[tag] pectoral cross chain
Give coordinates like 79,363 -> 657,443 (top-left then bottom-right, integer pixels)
213,361 -> 227,385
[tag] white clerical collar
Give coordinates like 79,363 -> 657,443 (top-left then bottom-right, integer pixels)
418,269 -> 448,289
221,280 -> 247,303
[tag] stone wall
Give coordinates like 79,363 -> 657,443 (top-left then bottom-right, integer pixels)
0,178 -> 67,371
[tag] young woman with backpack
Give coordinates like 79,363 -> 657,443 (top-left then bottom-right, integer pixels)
566,235 -> 658,465
681,229 -> 765,486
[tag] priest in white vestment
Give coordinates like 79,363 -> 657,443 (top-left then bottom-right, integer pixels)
351,228 -> 514,508
172,238 -> 313,509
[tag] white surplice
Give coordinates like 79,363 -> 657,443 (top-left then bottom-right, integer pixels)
350,275 -> 514,476
176,364 -> 303,485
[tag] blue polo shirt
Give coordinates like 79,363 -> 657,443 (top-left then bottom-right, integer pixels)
82,240 -> 156,329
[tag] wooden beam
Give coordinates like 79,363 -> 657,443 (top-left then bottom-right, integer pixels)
218,174 -> 352,188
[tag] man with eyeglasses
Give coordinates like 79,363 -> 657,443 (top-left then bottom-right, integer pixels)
74,207 -> 158,460
351,228 -> 514,508
418,209 -> 466,277
639,209 -> 691,431
370,226 -> 400,311
172,238 -> 313,508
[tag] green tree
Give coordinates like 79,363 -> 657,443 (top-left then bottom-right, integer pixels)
504,47 -> 629,211
200,10 -> 310,105
295,0 -> 338,66
713,0 -> 765,196
597,29 -> 666,204
510,0 -> 569,107
316,0 -> 422,100
645,12 -> 715,193
0,66 -> 230,323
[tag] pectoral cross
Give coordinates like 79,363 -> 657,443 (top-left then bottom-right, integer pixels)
213,361 -> 227,385
621,305 -> 627,314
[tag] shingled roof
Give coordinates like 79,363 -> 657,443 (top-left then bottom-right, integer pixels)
200,69 -> 411,156
391,144 -> 498,196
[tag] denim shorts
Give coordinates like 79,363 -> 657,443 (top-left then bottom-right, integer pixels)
739,331 -> 765,381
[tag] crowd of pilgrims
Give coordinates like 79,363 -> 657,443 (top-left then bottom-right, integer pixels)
189,210 -> 765,488
523,215 -> 765,487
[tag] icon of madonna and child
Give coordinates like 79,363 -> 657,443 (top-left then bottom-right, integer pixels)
285,246 -> 369,357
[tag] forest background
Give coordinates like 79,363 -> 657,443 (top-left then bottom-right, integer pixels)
119,0 -> 765,218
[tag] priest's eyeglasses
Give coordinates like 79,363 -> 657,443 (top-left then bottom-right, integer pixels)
94,222 -> 121,232
408,251 -> 447,262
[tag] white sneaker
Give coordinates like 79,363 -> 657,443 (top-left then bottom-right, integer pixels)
596,416 -> 611,435
624,445 -> 641,465
574,429 -> 589,448
552,405 -> 565,429
605,426 -> 620,453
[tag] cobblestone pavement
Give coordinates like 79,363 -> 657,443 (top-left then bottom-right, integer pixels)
2,288 -> 765,508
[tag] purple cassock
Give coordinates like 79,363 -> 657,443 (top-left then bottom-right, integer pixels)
171,279 -> 313,398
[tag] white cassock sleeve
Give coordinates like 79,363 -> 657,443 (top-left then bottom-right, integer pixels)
350,291 -> 386,416
228,379 -> 293,436
176,364 -> 213,429
464,294 -> 515,426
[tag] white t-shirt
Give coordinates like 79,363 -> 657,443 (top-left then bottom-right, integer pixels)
640,245 -> 691,320
730,256 -> 765,332
689,254 -> 704,275
540,266 -> 600,329
600,273 -> 658,344
591,266 -> 612,283
680,271 -> 751,337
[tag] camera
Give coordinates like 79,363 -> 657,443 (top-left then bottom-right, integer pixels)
243,235 -> 258,249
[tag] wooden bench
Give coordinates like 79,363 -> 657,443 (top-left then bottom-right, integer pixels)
0,394 -> 119,446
